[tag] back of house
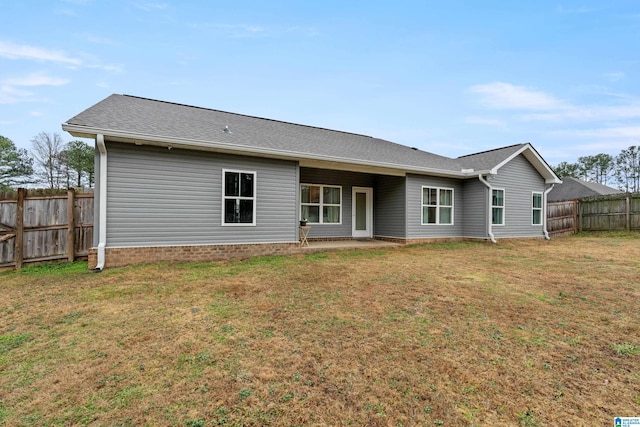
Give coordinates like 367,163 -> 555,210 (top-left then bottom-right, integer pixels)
63,94 -> 561,269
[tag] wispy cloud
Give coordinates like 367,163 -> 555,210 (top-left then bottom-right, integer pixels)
469,82 -> 567,111
0,72 -> 70,104
3,72 -> 69,87
85,34 -> 119,46
522,103 -> 640,122
555,5 -> 600,14
55,8 -> 78,17
0,41 -> 82,65
544,126 -> 640,156
469,81 -> 640,123
0,40 -> 122,72
463,116 -> 507,128
188,23 -> 266,38
0,85 -> 32,104
548,126 -> 640,140
188,22 -> 318,39
134,2 -> 168,12
603,72 -> 624,82
62,0 -> 92,4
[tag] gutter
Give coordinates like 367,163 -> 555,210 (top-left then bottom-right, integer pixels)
478,174 -> 497,244
95,134 -> 107,271
542,184 -> 555,240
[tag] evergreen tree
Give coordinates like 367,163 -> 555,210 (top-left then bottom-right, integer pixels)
0,135 -> 34,190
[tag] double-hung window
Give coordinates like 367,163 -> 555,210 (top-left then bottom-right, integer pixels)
492,189 -> 505,225
421,187 -> 454,225
300,184 -> 341,224
532,192 -> 543,225
223,170 -> 256,225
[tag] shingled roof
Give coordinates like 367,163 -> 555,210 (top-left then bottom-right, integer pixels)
548,177 -> 622,202
63,94 -> 559,182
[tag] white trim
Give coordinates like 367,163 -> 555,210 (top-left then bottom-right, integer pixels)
221,169 -> 257,226
352,187 -> 373,238
489,143 -> 562,184
531,191 -> 543,226
300,183 -> 343,225
420,186 -> 455,225
491,188 -> 505,226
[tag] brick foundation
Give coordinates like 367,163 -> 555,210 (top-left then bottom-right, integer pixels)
86,236 -> 500,269
87,242 -> 302,269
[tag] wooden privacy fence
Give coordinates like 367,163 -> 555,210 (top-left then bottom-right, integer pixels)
547,193 -> 640,236
547,200 -> 578,237
0,189 -> 93,268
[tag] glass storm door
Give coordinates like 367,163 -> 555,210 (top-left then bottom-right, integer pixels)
352,187 -> 373,238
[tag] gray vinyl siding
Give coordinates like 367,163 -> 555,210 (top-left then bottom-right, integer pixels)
490,154 -> 546,238
462,178 -> 488,239
374,175 -> 406,238
105,142 -> 298,247
299,168 -> 375,238
406,174 -> 463,239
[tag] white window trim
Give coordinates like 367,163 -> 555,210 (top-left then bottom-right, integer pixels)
532,191 -> 543,226
222,169 -> 257,227
492,188 -> 505,226
300,183 -> 342,225
421,186 -> 455,225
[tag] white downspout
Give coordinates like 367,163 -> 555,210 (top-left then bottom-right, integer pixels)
543,184 -> 555,240
478,174 -> 497,244
95,134 -> 107,271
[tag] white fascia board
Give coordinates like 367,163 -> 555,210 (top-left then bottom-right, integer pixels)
489,143 -> 562,184
62,123 -> 473,178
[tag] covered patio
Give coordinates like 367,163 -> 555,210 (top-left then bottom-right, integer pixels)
300,238 -> 401,253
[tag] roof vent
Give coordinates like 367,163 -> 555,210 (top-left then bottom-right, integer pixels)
411,147 -> 418,150
223,125 -> 231,133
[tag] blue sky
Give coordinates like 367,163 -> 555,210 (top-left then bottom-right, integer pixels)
1,1 -> 639,165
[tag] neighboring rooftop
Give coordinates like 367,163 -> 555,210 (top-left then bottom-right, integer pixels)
548,177 -> 623,202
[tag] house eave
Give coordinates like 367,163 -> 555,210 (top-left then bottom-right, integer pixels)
62,123 -> 474,178
490,143 -> 562,184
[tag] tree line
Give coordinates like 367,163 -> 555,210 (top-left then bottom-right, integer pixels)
554,145 -> 640,193
0,132 -> 94,192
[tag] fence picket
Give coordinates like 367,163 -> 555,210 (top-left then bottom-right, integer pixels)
548,193 -> 640,237
0,189 -> 93,268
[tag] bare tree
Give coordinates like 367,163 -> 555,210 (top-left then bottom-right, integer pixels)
31,132 -> 65,189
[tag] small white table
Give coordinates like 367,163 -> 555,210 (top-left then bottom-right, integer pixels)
299,226 -> 311,247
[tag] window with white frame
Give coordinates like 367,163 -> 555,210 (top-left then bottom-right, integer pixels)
421,187 -> 454,225
532,192 -> 543,225
300,184 -> 341,224
223,170 -> 256,225
492,189 -> 505,225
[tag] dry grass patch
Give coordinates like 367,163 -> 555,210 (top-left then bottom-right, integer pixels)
1,233 -> 639,426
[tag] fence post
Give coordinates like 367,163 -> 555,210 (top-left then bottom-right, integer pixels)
626,196 -> 631,232
67,189 -> 75,262
576,199 -> 581,233
15,188 -> 25,269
